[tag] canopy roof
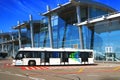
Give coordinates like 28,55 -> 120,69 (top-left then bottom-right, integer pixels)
42,0 -> 116,16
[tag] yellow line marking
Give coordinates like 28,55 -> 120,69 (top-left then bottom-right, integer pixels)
78,68 -> 84,73
113,66 -> 120,71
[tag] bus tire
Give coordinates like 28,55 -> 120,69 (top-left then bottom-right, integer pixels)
28,60 -> 36,66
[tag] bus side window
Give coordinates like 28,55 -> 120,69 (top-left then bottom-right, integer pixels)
23,52 -> 26,58
24,51 -> 32,58
50,52 -> 60,58
89,52 -> 93,58
24,52 -> 28,58
24,54 -> 26,58
35,52 -> 39,58
33,51 -> 41,58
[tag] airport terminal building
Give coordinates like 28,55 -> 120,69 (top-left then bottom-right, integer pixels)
0,0 -> 120,61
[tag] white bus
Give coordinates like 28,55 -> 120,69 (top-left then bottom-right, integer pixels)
13,47 -> 94,66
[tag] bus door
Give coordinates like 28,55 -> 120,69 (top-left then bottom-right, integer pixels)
44,52 -> 50,64
49,52 -> 61,65
41,52 -> 45,65
41,52 -> 50,65
80,52 -> 89,64
61,52 -> 68,64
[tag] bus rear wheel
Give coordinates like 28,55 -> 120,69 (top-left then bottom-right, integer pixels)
28,60 -> 36,66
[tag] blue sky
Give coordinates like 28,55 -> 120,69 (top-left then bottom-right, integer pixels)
0,0 -> 120,32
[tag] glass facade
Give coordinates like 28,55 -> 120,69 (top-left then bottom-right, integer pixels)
39,18 -> 49,47
82,26 -> 92,49
89,7 -> 108,18
27,6 -> 110,50
50,13 -> 80,48
93,19 -> 120,61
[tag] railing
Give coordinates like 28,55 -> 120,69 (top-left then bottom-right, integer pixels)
87,11 -> 120,22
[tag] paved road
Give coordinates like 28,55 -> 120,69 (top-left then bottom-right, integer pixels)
0,59 -> 120,80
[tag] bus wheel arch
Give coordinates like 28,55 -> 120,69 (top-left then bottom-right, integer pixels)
28,60 -> 36,66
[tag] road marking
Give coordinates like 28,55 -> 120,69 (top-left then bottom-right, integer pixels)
30,67 -> 36,70
78,68 -> 84,73
25,67 -> 30,70
35,67 -> 41,70
113,66 -> 120,71
20,66 -> 81,70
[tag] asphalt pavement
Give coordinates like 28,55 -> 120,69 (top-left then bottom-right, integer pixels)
0,59 -> 120,80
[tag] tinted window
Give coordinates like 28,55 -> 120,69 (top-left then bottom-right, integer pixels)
50,52 -> 60,58
23,51 -> 32,58
32,51 -> 41,58
16,51 -> 41,58
80,52 -> 93,58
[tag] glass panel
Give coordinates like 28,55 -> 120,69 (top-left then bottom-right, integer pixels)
82,26 -> 92,49
94,19 -> 120,61
81,7 -> 88,22
89,7 -> 108,18
23,51 -> 33,58
50,52 -> 60,58
32,51 -> 41,58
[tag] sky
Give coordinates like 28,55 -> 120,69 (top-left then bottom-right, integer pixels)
0,0 -> 120,32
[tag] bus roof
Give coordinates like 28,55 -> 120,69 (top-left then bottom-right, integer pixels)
18,47 -> 93,52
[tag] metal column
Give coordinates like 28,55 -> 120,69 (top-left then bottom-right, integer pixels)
1,44 -> 4,52
48,16 -> 54,48
17,21 -> 22,48
90,26 -> 94,49
29,15 -> 34,47
46,5 -> 53,48
1,36 -> 4,51
76,5 -> 84,49
12,36 -> 15,57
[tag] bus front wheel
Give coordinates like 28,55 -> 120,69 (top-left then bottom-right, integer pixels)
28,60 -> 36,66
